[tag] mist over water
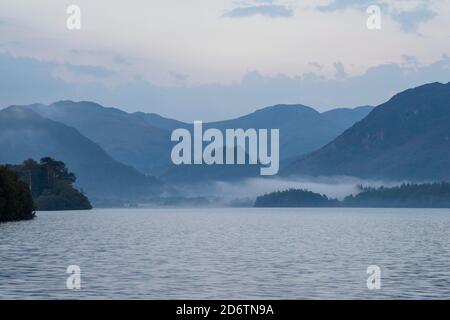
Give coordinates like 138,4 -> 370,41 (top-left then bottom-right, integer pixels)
178,176 -> 408,205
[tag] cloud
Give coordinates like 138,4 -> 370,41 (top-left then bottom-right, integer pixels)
113,55 -> 129,65
1,52 -> 450,122
179,176 -> 408,203
317,0 -> 438,33
317,0 -> 375,12
0,17 -> 10,29
170,71 -> 190,81
64,64 -> 114,78
0,0 -> 448,89
0,16 -> 9,25
70,49 -> 130,66
223,4 -> 293,18
308,62 -> 324,70
401,54 -> 419,68
393,5 -> 436,33
0,41 -> 20,48
333,62 -> 347,79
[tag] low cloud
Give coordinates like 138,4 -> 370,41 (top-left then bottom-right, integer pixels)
211,176 -> 405,201
175,176 -> 408,206
223,4 -> 293,18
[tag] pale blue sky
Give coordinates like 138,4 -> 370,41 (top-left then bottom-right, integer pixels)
0,0 -> 449,121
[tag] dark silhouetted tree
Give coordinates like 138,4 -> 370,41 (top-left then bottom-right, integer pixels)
0,166 -> 35,222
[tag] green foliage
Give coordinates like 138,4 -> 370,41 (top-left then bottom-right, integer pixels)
343,182 -> 450,208
8,157 -> 92,211
255,182 -> 450,208
0,166 -> 35,222
254,188 -> 339,207
34,181 -> 91,211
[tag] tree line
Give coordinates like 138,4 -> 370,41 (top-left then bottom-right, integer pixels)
1,157 -> 92,222
255,182 -> 450,208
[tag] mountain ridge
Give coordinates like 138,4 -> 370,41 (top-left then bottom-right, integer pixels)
285,82 -> 450,181
21,100 -> 373,181
0,106 -> 162,202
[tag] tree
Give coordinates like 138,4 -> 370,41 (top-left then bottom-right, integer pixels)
5,158 -> 92,212
255,188 -> 339,207
0,166 -> 35,222
40,157 -> 76,187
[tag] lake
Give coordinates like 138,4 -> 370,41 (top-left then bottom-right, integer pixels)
0,208 -> 449,299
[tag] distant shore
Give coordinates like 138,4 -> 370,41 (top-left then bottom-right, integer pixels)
255,182 -> 450,208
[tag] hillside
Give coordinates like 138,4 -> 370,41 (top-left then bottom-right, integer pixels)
26,101 -> 173,176
204,104 -> 373,160
23,101 -> 372,183
286,82 -> 450,181
133,112 -> 188,131
160,104 -> 373,182
0,106 -> 162,202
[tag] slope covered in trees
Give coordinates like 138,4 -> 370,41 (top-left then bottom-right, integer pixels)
286,83 -> 450,181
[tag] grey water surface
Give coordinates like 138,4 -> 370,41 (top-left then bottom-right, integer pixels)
1,208 -> 449,299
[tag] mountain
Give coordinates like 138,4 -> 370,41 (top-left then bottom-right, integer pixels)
285,82 -> 450,181
203,104 -> 373,160
25,101 -> 372,182
321,106 -> 374,129
135,104 -> 372,182
134,104 -> 373,161
159,104 -> 373,182
160,147 -> 262,183
133,112 -> 188,131
0,106 -> 162,202
26,101 -> 173,176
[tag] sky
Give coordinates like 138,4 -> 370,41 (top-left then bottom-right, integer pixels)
0,0 -> 449,121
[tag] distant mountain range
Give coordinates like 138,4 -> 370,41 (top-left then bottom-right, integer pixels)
136,104 -> 373,159
286,82 -> 450,181
159,104 -> 373,182
0,106 -> 162,202
133,111 -> 187,131
25,101 -> 173,176
204,104 -> 374,160
17,100 -> 372,183
3,82 -> 450,204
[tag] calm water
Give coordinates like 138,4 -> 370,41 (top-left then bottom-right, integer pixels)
0,208 -> 449,299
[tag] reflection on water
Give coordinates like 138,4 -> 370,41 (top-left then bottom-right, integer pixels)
0,208 -> 449,299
